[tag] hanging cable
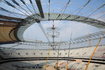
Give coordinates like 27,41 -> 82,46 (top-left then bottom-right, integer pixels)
65,0 -> 92,21
48,0 -> 51,20
65,0 -> 91,20
66,32 -> 72,70
75,0 -> 91,15
55,45 -> 60,70
4,0 -> 29,16
84,37 -> 102,70
60,0 -> 71,20
52,20 -> 55,46
87,3 -> 105,17
20,0 -> 33,15
0,7 -> 26,17
97,14 -> 105,19
95,11 -> 105,19
29,0 -> 37,14
88,36 -> 92,47
80,3 -> 105,21
4,0 -> 28,16
53,0 -> 71,34
38,22 -> 54,49
56,0 -> 71,19
11,0 -> 30,15
38,23 -> 50,43
32,0 -> 42,18
57,0 -> 91,32
69,3 -> 105,21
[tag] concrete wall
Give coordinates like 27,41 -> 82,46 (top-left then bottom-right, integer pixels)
0,46 -> 105,59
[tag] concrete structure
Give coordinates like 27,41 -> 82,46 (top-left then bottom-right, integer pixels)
0,46 -> 105,70
0,46 -> 105,59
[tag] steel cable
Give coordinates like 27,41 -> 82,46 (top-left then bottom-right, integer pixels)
0,7 -> 26,17
48,0 -> 50,20
75,0 -> 91,15
56,0 -> 71,19
64,0 -> 91,19
4,0 -> 29,16
38,22 -> 55,49
29,0 -> 37,14
66,32 -> 72,70
11,0 -> 30,15
87,4 -> 105,17
20,0 -> 33,15
56,0 -> 91,32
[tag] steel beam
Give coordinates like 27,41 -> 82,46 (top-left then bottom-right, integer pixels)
0,57 -> 105,65
35,0 -> 44,18
0,15 -> 23,21
0,20 -> 20,24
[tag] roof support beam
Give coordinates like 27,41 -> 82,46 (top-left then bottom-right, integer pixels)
0,57 -> 104,65
0,20 -> 21,27
35,0 -> 44,18
0,15 -> 23,21
0,20 -> 20,24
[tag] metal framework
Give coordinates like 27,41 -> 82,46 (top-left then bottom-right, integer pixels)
21,30 -> 105,46
1,30 -> 104,48
24,13 -> 105,28
0,57 -> 105,65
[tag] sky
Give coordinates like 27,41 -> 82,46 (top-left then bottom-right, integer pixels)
22,0 -> 105,42
0,0 -> 105,18
23,21 -> 104,42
